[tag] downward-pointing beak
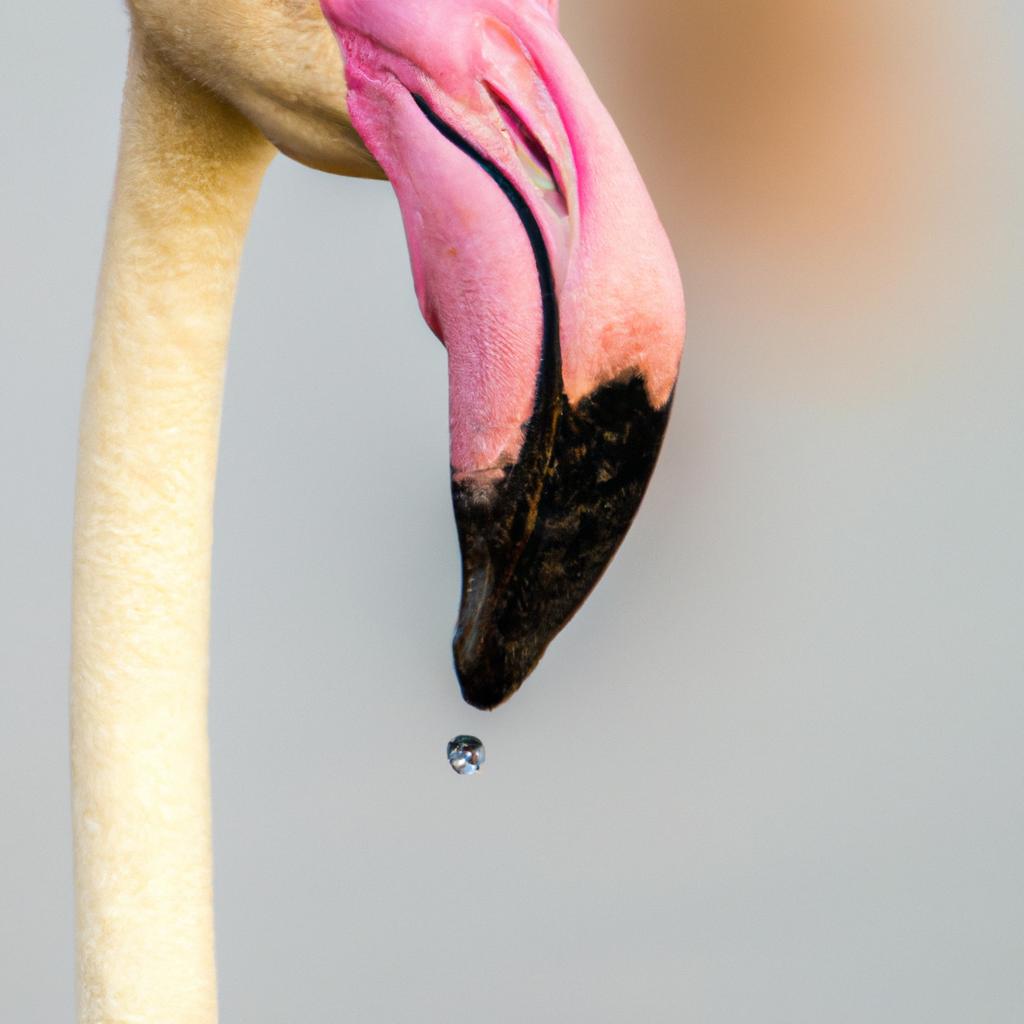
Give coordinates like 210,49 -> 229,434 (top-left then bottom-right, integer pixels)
322,0 -> 685,709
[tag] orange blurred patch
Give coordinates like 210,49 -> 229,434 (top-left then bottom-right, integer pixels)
572,1 -> 948,259
562,0 -> 972,397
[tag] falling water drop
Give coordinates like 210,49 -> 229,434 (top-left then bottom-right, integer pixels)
447,735 -> 485,776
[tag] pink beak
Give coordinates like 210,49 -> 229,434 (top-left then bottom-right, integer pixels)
321,0 -> 685,709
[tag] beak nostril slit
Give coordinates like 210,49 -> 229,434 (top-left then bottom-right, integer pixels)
484,82 -> 566,210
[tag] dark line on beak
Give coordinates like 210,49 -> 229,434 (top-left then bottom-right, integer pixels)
411,94 -> 560,396
413,92 -> 571,699
412,91 -> 564,553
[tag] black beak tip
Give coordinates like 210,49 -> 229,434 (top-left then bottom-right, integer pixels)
450,375 -> 675,711
453,633 -> 545,711
454,663 -> 508,712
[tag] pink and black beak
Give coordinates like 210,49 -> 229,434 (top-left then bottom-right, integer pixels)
321,0 -> 685,709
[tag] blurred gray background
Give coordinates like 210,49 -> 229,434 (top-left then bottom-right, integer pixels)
2,2 -> 1022,1021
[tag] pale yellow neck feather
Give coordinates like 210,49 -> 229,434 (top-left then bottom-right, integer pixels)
71,27 -> 273,1023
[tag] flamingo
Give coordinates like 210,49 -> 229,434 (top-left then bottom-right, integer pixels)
71,0 -> 685,1019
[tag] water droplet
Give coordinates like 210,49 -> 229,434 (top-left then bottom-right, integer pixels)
447,735 -> 485,776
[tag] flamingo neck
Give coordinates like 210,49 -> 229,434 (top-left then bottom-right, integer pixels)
71,26 -> 272,1023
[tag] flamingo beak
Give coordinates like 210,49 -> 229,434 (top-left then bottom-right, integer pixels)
321,0 -> 685,709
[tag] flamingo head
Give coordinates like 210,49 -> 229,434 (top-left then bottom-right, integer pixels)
320,0 -> 685,709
